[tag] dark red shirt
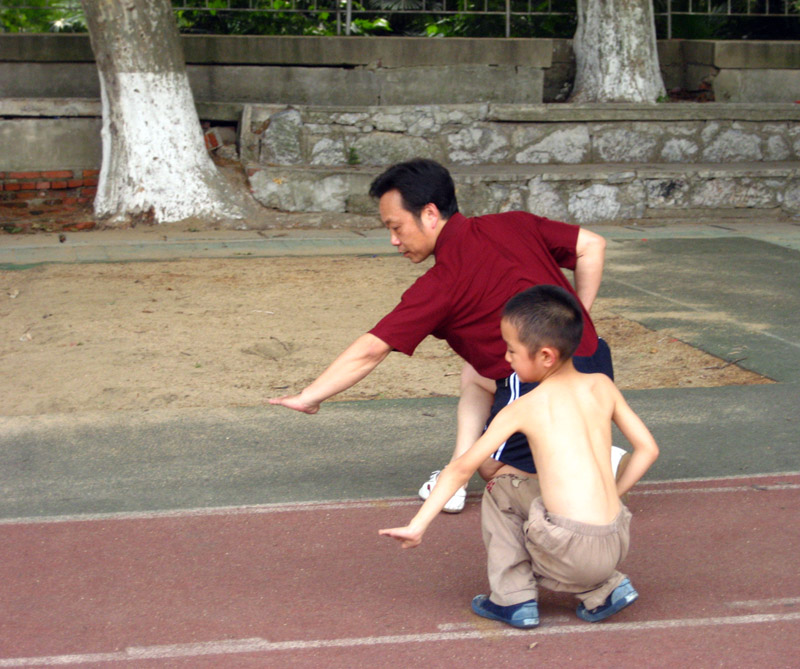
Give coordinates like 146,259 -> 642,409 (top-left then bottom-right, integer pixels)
369,211 -> 599,380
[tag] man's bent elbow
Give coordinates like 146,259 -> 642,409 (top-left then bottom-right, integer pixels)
577,228 -> 606,258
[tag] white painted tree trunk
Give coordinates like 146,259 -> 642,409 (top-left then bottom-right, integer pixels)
81,0 -> 245,225
570,0 -> 666,103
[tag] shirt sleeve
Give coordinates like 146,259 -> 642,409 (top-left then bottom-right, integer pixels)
368,270 -> 450,357
529,214 -> 580,270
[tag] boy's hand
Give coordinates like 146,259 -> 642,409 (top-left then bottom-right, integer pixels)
379,525 -> 423,549
269,394 -> 320,414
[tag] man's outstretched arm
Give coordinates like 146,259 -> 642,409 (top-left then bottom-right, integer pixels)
269,333 -> 392,414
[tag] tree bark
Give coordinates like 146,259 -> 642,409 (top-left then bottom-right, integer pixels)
81,0 -> 246,225
570,0 -> 666,103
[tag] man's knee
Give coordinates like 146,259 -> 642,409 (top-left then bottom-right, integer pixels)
478,458 -> 503,481
460,362 -> 497,395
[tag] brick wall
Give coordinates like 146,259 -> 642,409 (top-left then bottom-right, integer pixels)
0,168 -> 98,229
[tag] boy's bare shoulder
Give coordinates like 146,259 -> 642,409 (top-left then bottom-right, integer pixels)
540,370 -> 621,409
508,383 -> 550,417
513,371 -> 619,412
577,370 -> 618,390
581,371 -> 622,402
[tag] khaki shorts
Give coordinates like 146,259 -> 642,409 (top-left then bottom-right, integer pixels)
483,474 -> 631,609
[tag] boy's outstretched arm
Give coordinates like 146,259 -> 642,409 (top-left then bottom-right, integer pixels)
611,387 -> 660,496
379,461 -> 475,548
380,405 -> 521,548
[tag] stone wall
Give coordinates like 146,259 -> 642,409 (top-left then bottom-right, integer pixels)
244,103 -> 800,223
249,160 -> 800,224
701,41 -> 800,103
243,103 -> 800,168
3,34 -> 800,224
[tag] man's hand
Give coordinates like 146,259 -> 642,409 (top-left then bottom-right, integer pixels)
379,525 -> 423,549
269,394 -> 320,414
269,334 -> 392,416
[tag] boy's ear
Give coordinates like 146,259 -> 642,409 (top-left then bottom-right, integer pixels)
539,346 -> 560,367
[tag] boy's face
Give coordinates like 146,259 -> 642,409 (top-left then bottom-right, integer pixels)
501,318 -> 546,383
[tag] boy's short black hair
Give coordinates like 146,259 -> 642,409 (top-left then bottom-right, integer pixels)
368,158 -> 459,219
502,285 -> 584,361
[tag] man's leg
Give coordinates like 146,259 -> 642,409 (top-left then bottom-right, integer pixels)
453,362 -> 497,460
419,362 -> 496,512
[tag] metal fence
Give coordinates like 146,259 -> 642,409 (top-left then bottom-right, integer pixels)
1,0 -> 798,38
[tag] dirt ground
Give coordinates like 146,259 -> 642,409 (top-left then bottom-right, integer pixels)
1,249 -> 770,417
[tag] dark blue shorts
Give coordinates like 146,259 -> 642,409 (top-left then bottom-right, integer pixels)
487,338 -> 613,473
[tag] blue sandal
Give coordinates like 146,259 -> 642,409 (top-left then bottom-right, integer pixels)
471,594 -> 539,628
576,578 -> 638,622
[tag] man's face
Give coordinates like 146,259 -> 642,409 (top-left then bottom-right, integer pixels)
378,189 -> 437,264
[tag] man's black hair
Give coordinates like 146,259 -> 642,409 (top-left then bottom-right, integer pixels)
502,285 -> 584,361
368,158 -> 459,219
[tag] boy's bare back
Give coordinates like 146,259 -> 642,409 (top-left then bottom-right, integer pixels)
502,367 -> 622,525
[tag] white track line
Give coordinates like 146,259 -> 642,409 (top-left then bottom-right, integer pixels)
635,471 -> 800,485
1,612 -> 799,667
727,597 -> 800,608
1,472 -> 798,527
0,498 -> 425,526
636,483 -> 800,495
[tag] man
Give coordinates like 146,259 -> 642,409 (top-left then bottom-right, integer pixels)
270,159 -> 618,512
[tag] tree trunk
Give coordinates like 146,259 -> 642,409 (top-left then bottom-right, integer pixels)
570,0 -> 666,103
81,0 -> 245,225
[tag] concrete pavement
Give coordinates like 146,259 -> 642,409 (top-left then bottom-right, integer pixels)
1,220 -> 799,519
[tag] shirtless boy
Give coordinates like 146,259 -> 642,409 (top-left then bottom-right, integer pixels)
380,285 -> 660,628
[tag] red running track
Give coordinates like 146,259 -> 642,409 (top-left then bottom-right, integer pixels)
1,473 -> 799,667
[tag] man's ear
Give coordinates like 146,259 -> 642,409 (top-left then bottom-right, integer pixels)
539,346 -> 560,368
419,202 -> 442,230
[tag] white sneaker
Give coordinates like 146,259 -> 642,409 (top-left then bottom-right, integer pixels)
418,470 -> 467,513
442,486 -> 467,513
612,446 -> 632,504
418,470 -> 440,501
611,446 -> 628,476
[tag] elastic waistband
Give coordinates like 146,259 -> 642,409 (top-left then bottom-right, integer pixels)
537,498 -> 629,536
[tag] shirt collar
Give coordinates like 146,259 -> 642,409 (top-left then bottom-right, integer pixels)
434,211 -> 466,256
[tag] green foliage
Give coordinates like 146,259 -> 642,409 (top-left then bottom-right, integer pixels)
0,0 -> 796,38
175,0 -> 390,36
420,0 -> 575,38
0,0 -> 86,33
657,12 -> 800,40
653,0 -> 800,39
